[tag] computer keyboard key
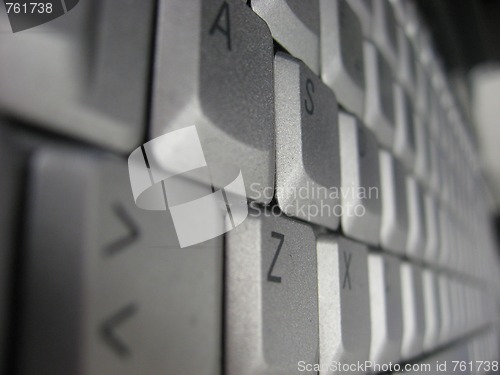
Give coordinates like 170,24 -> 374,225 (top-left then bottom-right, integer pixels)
368,252 -> 403,364
339,112 -> 382,246
400,262 -> 426,360
252,0 -> 320,74
423,193 -> 440,264
0,0 -> 155,152
396,26 -> 418,99
393,85 -> 416,170
405,176 -> 427,260
226,210 -> 318,375
152,0 -> 275,203
388,0 -> 405,24
364,42 -> 396,149
422,270 -> 441,352
438,207 -> 451,269
415,62 -> 431,121
413,116 -> 432,185
371,0 -> 399,69
379,150 -> 409,254
427,135 -> 441,185
19,148 -> 223,375
438,276 -> 452,345
320,0 -> 365,118
347,0 -> 372,38
317,236 -> 370,375
275,53 -> 341,229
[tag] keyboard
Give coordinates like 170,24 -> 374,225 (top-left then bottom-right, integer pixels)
0,0 -> 499,374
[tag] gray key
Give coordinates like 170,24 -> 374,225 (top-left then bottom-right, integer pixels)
347,0 -> 373,37
423,193 -> 440,264
438,207 -> 451,269
371,0 -> 399,69
19,148 -> 223,375
393,84 -> 416,170
252,0 -> 320,73
396,26 -> 418,99
0,0 -> 155,152
152,0 -> 275,203
415,62 -> 431,121
317,236 -> 370,375
406,176 -> 427,260
413,116 -> 432,186
226,210 -> 318,375
320,0 -> 365,118
400,262 -> 426,360
275,52 -> 341,229
388,0 -> 405,24
368,252 -> 403,364
364,41 -> 396,149
438,275 -> 452,346
339,112 -> 382,246
422,269 -> 441,352
379,150 -> 409,254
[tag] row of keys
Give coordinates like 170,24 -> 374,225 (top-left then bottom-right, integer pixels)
252,0 -> 490,246
272,60 -> 490,282
2,129 -> 496,375
0,0 -> 491,280
226,210 -> 497,374
0,0 -> 483,223
1,129 -> 496,375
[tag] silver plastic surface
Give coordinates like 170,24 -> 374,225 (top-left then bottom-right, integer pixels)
152,0 -> 275,203
19,148 -> 223,375
226,210 -> 318,375
275,53 -> 341,229
317,235 -> 370,375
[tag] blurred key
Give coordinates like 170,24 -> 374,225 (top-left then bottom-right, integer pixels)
402,1 -> 420,42
226,210 -> 319,375
393,84 -> 416,170
368,252 -> 403,364
438,276 -> 452,345
400,262 -> 426,360
422,270 -> 441,352
449,280 -> 463,340
274,53 -> 341,229
396,27 -> 418,99
429,139 -> 441,194
19,147 -> 223,375
347,0 -> 372,37
423,193 -> 440,264
152,0 -> 275,203
406,176 -> 427,260
320,0 -> 365,118
252,0 -> 320,73
438,207 -> 451,269
413,116 -> 432,185
364,42 -> 395,149
317,236 -> 370,375
415,62 -> 431,121
339,112 -> 382,246
0,0 -> 155,152
379,150 -> 408,254
371,0 -> 399,68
